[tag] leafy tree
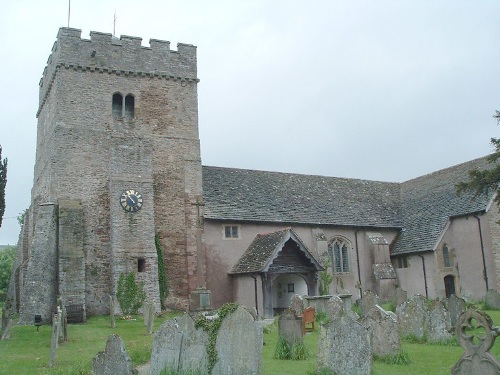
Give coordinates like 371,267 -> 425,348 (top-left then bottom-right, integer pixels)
456,111 -> 500,204
0,146 -> 7,228
116,272 -> 146,315
0,246 -> 16,294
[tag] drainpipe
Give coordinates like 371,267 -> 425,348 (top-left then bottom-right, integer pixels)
354,229 -> 362,299
417,254 -> 428,299
250,274 -> 259,318
473,214 -> 489,292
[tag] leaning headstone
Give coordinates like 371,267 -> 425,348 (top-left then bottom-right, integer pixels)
91,334 -> 134,375
397,294 -> 427,340
452,309 -> 500,374
485,290 -> 500,310
56,307 -> 63,347
360,290 -> 380,316
392,287 -> 407,308
0,317 -> 12,340
360,305 -> 401,357
427,300 -> 452,343
49,313 -> 59,367
448,294 -> 466,328
147,301 -> 155,335
290,294 -> 305,315
325,295 -> 344,319
212,305 -> 263,375
150,314 -> 209,375
278,309 -> 303,345
317,315 -> 371,375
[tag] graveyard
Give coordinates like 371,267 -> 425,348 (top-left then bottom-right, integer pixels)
2,293 -> 500,375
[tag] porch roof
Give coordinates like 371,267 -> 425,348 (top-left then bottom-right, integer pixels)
229,228 -> 323,274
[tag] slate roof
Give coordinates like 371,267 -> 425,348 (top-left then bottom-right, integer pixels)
229,228 -> 323,274
391,156 -> 494,254
202,166 -> 402,228
202,156 -> 495,256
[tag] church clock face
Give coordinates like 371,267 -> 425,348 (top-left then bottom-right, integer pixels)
120,189 -> 143,212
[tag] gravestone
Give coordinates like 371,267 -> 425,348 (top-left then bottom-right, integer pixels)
49,313 -> 59,367
91,334 -> 134,375
143,302 -> 150,327
278,309 -> 303,345
360,305 -> 401,357
427,300 -> 452,343
212,305 -> 263,375
392,287 -> 407,308
150,313 -> 209,375
485,290 -> 500,309
147,301 -> 155,335
1,299 -> 13,340
110,295 -> 115,329
317,315 -> 371,375
452,309 -> 500,374
325,295 -> 344,319
360,290 -> 380,317
448,294 -> 466,328
397,294 -> 427,340
290,294 -> 304,315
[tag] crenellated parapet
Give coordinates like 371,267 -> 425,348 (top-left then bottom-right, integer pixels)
37,27 -> 198,117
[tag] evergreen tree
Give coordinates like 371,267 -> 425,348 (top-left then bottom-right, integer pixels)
456,111 -> 500,203
0,146 -> 7,228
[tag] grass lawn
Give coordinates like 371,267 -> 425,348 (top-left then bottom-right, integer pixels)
1,309 -> 500,374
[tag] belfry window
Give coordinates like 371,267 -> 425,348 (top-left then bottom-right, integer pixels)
328,237 -> 350,273
112,93 -> 123,117
138,258 -> 146,273
112,92 -> 135,119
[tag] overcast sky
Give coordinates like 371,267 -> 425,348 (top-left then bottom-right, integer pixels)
0,0 -> 499,244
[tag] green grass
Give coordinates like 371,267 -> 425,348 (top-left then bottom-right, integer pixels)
1,309 -> 500,374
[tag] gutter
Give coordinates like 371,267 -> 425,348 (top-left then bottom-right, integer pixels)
473,214 -> 489,292
250,274 -> 259,318
417,254 -> 428,299
354,229 -> 362,298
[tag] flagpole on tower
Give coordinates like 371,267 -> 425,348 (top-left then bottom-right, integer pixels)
113,10 -> 117,37
68,0 -> 71,27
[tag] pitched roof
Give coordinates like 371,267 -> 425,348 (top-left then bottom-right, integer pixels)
202,166 -> 402,228
391,156 -> 494,254
202,156 -> 496,256
229,228 -> 323,274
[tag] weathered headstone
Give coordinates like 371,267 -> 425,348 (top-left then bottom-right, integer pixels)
278,309 -> 303,345
143,302 -> 150,327
485,290 -> 500,310
150,313 -> 209,375
392,287 -> 407,308
360,305 -> 401,357
448,294 -> 466,328
147,301 -> 155,335
397,294 -> 427,340
360,290 -> 380,317
49,313 -> 59,367
91,334 -> 134,375
290,294 -> 304,315
1,300 -> 13,340
212,306 -> 263,375
317,315 -> 372,375
452,309 -> 500,374
325,295 -> 344,319
427,300 -> 452,343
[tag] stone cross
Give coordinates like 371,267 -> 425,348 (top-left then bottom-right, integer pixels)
452,309 -> 500,374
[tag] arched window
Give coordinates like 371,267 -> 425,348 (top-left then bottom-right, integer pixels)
112,93 -> 123,117
443,244 -> 451,268
124,94 -> 135,119
328,237 -> 350,273
112,93 -> 135,119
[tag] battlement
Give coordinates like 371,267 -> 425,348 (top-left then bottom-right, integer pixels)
38,27 -> 198,116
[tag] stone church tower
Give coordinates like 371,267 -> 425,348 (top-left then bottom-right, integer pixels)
15,28 -> 206,323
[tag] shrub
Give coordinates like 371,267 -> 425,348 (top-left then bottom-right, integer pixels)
116,272 -> 146,315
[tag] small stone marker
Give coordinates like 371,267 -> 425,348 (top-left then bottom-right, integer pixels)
278,309 -> 303,346
290,294 -> 304,315
427,300 -> 452,343
485,290 -> 500,310
360,305 -> 401,357
360,290 -> 380,317
143,302 -> 150,327
317,315 -> 372,375
49,313 -> 58,367
325,295 -> 344,319
147,301 -> 155,335
392,287 -> 407,308
109,295 -> 115,329
1,300 -> 13,340
91,334 -> 134,375
397,294 -> 427,340
452,309 -> 500,374
448,294 -> 466,328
